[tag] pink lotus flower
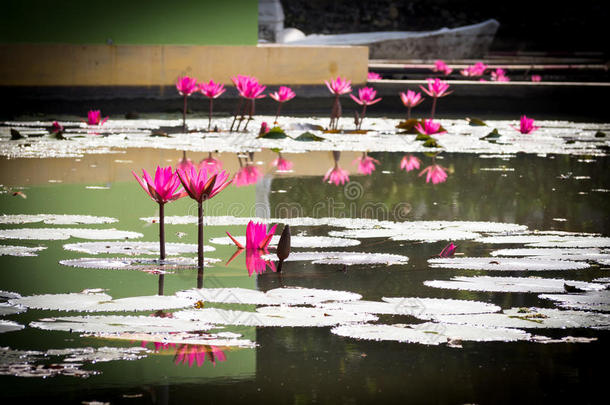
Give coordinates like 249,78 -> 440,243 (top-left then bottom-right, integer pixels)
432,60 -> 453,75
324,165 -> 350,186
400,155 -> 421,172
325,76 -> 352,95
87,110 -> 108,126
271,156 -> 293,171
230,75 -> 265,131
132,166 -> 186,205
419,164 -> 448,184
269,86 -> 295,122
491,68 -> 510,82
177,166 -> 231,203
51,121 -> 64,133
353,154 -> 380,175
420,78 -> 452,118
259,122 -> 270,135
132,166 -> 186,260
460,62 -> 487,77
439,242 -> 457,258
512,115 -> 539,134
531,75 -> 542,82
367,71 -> 382,80
350,87 -> 382,106
414,119 -> 446,135
199,153 -> 223,175
199,80 -> 225,99
176,76 -> 199,96
400,90 -> 424,119
269,86 -> 296,103
233,165 -> 262,187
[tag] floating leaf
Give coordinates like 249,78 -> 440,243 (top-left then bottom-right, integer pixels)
0,320 -> 24,334
11,291 -> 198,312
466,117 -> 487,126
476,234 -> 610,248
0,228 -> 142,241
258,126 -> 288,139
539,291 -> 610,312
428,257 -> 589,271
293,132 -> 325,142
174,306 -> 377,327
59,256 -> 219,272
490,247 -> 610,262
0,245 -> 46,257
0,214 -> 118,225
482,128 -> 501,139
63,241 -> 214,256
424,276 -> 605,293
319,297 -> 499,316
331,322 -> 533,345
261,251 -> 409,266
91,331 -> 256,348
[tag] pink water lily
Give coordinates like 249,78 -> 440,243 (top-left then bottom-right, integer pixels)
269,86 -> 296,123
512,115 -> 539,134
326,76 -> 352,130
132,166 -> 186,261
353,153 -> 380,175
491,68 -> 510,82
230,75 -> 266,131
420,78 -> 452,118
226,221 -> 278,276
439,242 -> 457,257
531,75 -> 542,82
400,155 -> 421,172
87,110 -> 108,126
432,60 -> 453,76
176,75 -> 198,131
414,119 -> 446,135
400,90 -> 424,119
460,62 -> 488,77
199,80 -> 226,131
367,71 -> 382,80
350,87 -> 381,129
51,121 -> 64,133
419,164 -> 448,184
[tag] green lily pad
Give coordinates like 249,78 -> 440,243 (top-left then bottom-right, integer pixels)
594,131 -> 606,138
466,117 -> 487,126
415,133 -> 431,141
423,138 -> 440,148
483,128 -> 502,139
258,126 -> 288,139
294,132 -> 325,142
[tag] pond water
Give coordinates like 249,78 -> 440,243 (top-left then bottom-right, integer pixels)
0,115 -> 609,404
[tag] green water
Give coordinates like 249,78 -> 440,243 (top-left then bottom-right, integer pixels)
0,150 -> 608,404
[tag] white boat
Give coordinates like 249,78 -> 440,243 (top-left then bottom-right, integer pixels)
278,19 -> 500,60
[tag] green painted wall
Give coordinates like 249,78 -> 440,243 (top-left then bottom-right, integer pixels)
0,0 -> 258,45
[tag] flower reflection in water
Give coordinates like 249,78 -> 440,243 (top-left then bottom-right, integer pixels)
353,152 -> 380,176
324,151 -> 350,186
226,220 -> 277,276
419,164 -> 448,184
233,153 -> 263,187
141,341 -> 227,368
271,153 -> 293,172
199,152 -> 222,175
400,155 -> 421,172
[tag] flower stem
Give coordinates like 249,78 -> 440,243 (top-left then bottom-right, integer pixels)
359,105 -> 367,130
197,202 -> 204,288
430,97 -> 437,119
274,103 -> 282,124
158,274 -> 165,295
407,107 -> 412,120
159,203 -> 166,261
208,99 -> 213,132
183,95 -> 187,131
230,98 -> 243,132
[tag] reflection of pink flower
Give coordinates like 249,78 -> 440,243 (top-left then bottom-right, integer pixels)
323,165 -> 350,186
199,80 -> 226,99
531,75 -> 542,82
367,71 -> 382,80
87,110 -> 108,126
245,248 -> 276,276
400,155 -> 421,172
176,76 -> 199,96
511,115 -> 539,134
175,345 -> 227,368
233,165 -> 262,187
271,156 -> 293,171
132,166 -> 186,204
414,119 -> 446,135
226,220 -> 278,275
439,242 -> 457,257
350,87 -> 382,106
353,154 -> 380,175
325,76 -> 352,95
199,156 -> 222,175
432,60 -> 453,75
419,164 -> 448,184
491,69 -> 510,82
177,157 -> 193,172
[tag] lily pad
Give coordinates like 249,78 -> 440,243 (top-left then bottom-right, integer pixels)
424,276 -> 605,293
0,245 -> 47,257
209,235 -> 360,248
0,319 -> 24,334
476,234 -> 610,248
30,315 -> 214,334
261,251 -> 409,266
63,241 -> 214,256
331,322 -> 533,346
428,257 -> 589,271
420,307 -> 610,329
293,132 -> 325,142
91,331 -> 256,348
174,306 -> 377,327
538,290 -> 610,312
0,214 -> 118,225
258,126 -> 288,139
11,291 -> 198,312
318,297 -> 500,316
0,228 -> 143,241
490,248 -> 610,262
59,256 -> 220,272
